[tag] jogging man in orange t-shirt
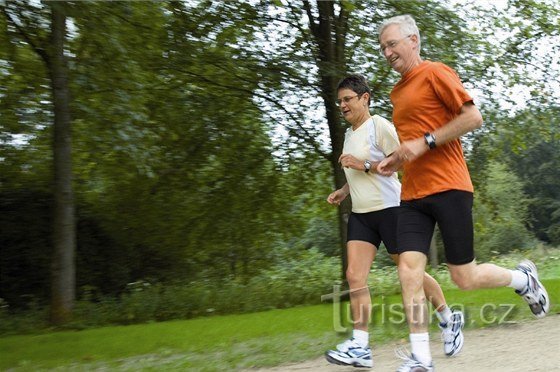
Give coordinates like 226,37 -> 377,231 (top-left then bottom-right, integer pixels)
376,15 -> 550,372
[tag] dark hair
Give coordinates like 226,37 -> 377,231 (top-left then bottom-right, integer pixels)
337,74 -> 371,105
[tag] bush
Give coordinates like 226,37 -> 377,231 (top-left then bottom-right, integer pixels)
43,248 -> 341,330
2,247 -> 559,335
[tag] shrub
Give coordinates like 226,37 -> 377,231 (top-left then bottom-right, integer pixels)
1,247 -> 559,335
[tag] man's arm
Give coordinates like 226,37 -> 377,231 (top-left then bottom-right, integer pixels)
430,102 -> 483,146
377,102 -> 483,175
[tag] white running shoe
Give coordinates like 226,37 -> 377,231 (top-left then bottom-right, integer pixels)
325,337 -> 373,368
515,260 -> 550,318
395,347 -> 434,372
439,310 -> 464,356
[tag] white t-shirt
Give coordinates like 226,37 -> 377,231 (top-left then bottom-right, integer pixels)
343,115 -> 401,213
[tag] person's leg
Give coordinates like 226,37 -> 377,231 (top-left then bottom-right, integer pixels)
390,254 -> 446,313
436,190 -> 549,318
346,240 -> 377,332
447,260 -> 511,289
423,270 -> 446,311
325,214 -> 376,368
383,207 -> 451,325
395,201 -> 436,369
432,190 -> 509,288
398,252 -> 430,333
392,253 -> 464,357
398,251 -> 432,364
447,256 -> 550,319
422,270 -> 464,347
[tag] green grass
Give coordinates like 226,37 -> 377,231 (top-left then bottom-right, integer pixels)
1,279 -> 558,371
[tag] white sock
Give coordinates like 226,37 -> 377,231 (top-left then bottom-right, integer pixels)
435,305 -> 452,325
508,269 -> 528,291
410,332 -> 431,366
352,329 -> 369,347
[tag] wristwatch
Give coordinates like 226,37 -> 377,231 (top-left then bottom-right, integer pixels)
424,132 -> 437,150
364,160 -> 372,173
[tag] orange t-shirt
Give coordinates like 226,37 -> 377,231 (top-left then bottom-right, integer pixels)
391,61 -> 474,201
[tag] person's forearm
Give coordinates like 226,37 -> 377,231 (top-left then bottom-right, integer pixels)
430,103 -> 483,147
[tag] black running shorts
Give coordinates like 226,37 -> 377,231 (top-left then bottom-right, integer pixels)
397,190 -> 475,265
347,206 -> 400,254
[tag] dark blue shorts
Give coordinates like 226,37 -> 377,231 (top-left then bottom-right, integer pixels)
397,190 -> 474,265
347,207 -> 400,254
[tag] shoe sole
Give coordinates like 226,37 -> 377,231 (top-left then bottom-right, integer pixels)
325,352 -> 373,368
524,275 -> 549,318
518,260 -> 550,318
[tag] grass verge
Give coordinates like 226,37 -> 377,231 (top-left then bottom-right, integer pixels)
1,279 -> 558,371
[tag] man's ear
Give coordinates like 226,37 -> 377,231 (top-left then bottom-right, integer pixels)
410,34 -> 419,47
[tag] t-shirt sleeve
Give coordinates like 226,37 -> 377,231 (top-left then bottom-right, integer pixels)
373,115 -> 400,156
430,63 -> 473,115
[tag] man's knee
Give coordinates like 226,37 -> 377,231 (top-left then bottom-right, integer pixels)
448,261 -> 482,290
397,253 -> 426,285
450,269 -> 477,290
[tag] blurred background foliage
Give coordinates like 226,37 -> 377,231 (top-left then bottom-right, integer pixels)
0,0 -> 559,331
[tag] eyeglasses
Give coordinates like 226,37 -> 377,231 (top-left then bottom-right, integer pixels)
379,34 -> 413,55
335,95 -> 360,106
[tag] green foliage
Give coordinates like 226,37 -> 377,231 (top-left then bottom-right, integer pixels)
368,263 -> 401,296
0,189 -> 52,308
2,0 -> 560,330
510,139 -> 560,245
296,217 -> 339,256
0,188 -> 144,307
2,2 -> 340,308
470,107 -> 560,246
473,161 -> 535,260
0,247 -> 340,334
3,247 -> 560,337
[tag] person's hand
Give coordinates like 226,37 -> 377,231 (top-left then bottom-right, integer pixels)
403,137 -> 429,161
339,154 -> 365,171
377,137 -> 428,176
327,189 -> 347,205
377,153 -> 401,176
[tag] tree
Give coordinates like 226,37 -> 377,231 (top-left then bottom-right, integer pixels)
2,0 -> 559,313
3,1 -> 75,324
469,105 -> 560,246
2,2 -> 316,307
48,2 -> 75,325
190,0 -> 480,275
474,161 -> 535,259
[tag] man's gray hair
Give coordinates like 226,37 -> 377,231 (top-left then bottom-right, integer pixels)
378,15 -> 421,53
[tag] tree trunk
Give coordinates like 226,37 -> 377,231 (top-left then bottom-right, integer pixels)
304,0 -> 350,279
49,3 -> 76,325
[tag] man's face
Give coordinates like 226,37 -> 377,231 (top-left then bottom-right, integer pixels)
379,24 -> 417,75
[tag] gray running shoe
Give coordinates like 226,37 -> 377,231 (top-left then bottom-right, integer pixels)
395,347 -> 434,372
325,337 -> 373,368
439,310 -> 464,356
515,260 -> 550,318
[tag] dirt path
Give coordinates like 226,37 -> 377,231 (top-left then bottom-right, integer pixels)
251,315 -> 560,372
